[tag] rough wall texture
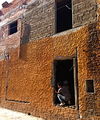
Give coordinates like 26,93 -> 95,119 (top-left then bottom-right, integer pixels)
0,0 -> 100,120
0,0 -> 97,44
73,0 -> 97,27
0,0 -> 31,15
21,0 -> 55,43
21,0 -> 97,43
0,23 -> 100,120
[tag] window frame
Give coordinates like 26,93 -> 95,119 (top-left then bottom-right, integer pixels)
52,56 -> 79,109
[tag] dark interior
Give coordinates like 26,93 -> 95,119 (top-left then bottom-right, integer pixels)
56,0 -> 72,33
9,21 -> 18,35
86,80 -> 94,93
53,59 -> 75,106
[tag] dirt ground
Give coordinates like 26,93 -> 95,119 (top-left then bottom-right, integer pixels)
0,108 -> 44,120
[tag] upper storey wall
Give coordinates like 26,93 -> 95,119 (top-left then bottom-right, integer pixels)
73,0 -> 97,27
0,0 -> 98,45
0,0 -> 97,25
0,0 -> 31,15
21,0 -> 55,43
21,0 -> 97,42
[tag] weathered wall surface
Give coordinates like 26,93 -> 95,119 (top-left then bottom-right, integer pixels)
0,0 -> 100,120
0,0 -> 31,15
0,0 -> 97,47
73,0 -> 97,27
21,0 -> 55,43
0,18 -> 21,61
0,23 -> 100,120
21,0 -> 97,43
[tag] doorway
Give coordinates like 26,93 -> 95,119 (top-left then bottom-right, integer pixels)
53,58 -> 78,107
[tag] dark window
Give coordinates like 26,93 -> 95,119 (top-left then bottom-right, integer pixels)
9,21 -> 18,35
86,80 -> 94,93
52,58 -> 76,107
56,0 -> 72,33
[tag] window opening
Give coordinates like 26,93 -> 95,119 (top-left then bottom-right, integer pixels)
56,0 -> 72,33
86,80 -> 94,93
53,59 -> 77,107
9,21 -> 18,35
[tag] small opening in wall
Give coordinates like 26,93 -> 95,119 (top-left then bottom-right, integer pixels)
56,0 -> 72,33
9,21 -> 18,35
86,80 -> 94,93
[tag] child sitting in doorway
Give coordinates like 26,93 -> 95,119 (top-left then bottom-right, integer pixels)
55,83 -> 71,106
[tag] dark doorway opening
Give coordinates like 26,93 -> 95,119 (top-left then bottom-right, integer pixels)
56,0 -> 72,33
53,59 -> 75,106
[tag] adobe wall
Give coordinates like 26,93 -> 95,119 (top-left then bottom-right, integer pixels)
21,0 -> 55,43
20,0 -> 97,42
0,0 -> 99,120
73,0 -> 97,27
0,0 -> 97,48
0,22 -> 100,120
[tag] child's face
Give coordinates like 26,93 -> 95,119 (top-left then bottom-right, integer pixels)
58,85 -> 61,88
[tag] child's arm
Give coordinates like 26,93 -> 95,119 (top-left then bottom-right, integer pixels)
54,90 -> 58,93
55,88 -> 62,94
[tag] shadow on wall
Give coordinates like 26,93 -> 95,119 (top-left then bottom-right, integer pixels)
21,23 -> 31,44
20,24 -> 31,60
87,22 -> 100,75
84,22 -> 100,117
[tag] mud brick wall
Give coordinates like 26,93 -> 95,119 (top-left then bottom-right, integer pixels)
0,22 -> 99,120
0,0 -> 31,15
21,0 -> 97,44
94,0 -> 100,117
21,0 -> 55,43
0,0 -> 100,120
0,61 -> 4,102
0,0 -> 98,45
73,0 -> 97,27
0,19 -> 21,61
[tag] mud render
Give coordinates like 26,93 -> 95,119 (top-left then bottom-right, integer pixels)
0,0 -> 100,120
